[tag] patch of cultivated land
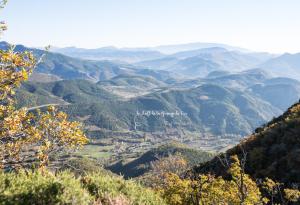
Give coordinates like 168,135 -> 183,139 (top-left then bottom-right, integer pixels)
74,129 -> 243,165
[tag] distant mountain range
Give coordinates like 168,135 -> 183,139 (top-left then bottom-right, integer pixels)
137,48 -> 273,78
54,41 -> 300,81
2,41 -> 300,146
51,46 -> 164,63
260,53 -> 300,80
52,42 -> 250,61
5,41 -> 300,81
150,42 -> 250,54
0,42 -> 174,82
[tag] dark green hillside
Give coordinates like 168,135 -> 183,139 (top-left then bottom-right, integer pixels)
44,80 -> 118,103
16,84 -> 66,108
193,101 -> 300,184
108,142 -> 214,178
18,80 -> 118,107
17,80 -> 186,132
64,102 -> 136,131
143,84 -> 281,135
17,80 -> 282,136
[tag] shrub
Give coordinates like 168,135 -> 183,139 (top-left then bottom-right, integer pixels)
59,157 -> 105,176
0,170 -> 92,205
0,169 -> 166,205
82,172 -> 166,205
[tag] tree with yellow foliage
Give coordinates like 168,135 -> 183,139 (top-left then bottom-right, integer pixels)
0,0 -> 88,170
261,177 -> 282,205
154,152 -> 300,204
284,188 -> 300,203
141,154 -> 189,188
226,155 -> 263,205
156,155 -> 264,205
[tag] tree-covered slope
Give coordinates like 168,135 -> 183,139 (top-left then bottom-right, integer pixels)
108,142 -> 214,178
193,101 -> 300,184
18,79 -> 283,136
136,84 -> 281,135
17,79 -> 118,107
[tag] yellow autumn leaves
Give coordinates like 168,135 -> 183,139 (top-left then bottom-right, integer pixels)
155,155 -> 263,205
0,44 -> 88,169
149,154 -> 300,205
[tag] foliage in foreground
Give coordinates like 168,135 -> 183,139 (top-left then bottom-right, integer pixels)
0,2 -> 88,170
142,154 -> 300,205
0,169 -> 166,205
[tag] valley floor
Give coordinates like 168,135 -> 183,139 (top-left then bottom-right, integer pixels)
74,130 -> 243,165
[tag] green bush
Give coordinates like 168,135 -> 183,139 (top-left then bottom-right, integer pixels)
0,170 -> 92,205
82,172 -> 167,205
59,158 -> 105,176
0,169 -> 166,205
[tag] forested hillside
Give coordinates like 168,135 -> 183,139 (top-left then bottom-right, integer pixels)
193,101 -> 300,184
17,79 -> 282,136
108,142 -> 214,178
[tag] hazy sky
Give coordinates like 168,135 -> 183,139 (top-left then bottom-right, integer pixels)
1,0 -> 300,53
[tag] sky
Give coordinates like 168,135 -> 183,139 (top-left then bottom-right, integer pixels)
1,0 -> 300,53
